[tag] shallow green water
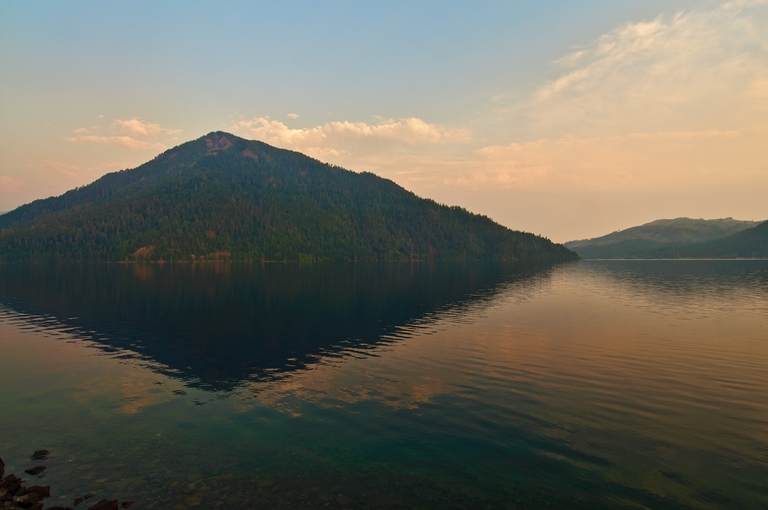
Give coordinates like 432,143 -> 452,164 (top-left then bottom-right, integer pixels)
1,261 -> 767,509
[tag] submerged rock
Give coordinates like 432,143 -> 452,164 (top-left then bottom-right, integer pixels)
31,451 -> 50,461
24,466 -> 46,476
86,499 -> 118,510
183,495 -> 201,506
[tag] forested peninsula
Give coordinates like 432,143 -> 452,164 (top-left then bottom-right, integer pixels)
0,132 -> 577,263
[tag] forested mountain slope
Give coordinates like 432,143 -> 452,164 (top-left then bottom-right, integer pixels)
0,132 -> 577,263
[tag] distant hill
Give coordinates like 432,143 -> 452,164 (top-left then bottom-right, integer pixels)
565,218 -> 762,259
649,221 -> 768,259
0,132 -> 577,263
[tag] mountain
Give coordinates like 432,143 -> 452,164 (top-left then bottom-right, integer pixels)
565,218 -> 761,259
0,132 -> 577,263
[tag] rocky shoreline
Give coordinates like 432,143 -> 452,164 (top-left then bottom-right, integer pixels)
0,452 -> 134,510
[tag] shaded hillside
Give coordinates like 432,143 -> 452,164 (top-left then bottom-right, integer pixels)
566,218 -> 760,259
0,132 -> 577,263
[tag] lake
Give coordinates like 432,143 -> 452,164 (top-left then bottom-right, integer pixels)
1,260 -> 767,509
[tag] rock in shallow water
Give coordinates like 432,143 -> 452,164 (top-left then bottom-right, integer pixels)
2,453 -> 134,510
15,490 -> 41,506
24,466 -> 46,476
0,473 -> 23,495
25,486 -> 50,498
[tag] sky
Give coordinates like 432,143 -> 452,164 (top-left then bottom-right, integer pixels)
1,0 -> 766,242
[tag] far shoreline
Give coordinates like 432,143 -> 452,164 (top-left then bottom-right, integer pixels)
579,258 -> 768,261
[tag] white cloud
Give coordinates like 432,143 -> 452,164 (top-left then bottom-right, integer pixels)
231,116 -> 471,153
287,113 -> 300,119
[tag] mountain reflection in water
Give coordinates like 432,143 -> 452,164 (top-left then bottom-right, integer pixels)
1,260 -> 766,509
0,262 -> 546,391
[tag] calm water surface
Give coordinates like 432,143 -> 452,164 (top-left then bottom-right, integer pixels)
1,261 -> 767,509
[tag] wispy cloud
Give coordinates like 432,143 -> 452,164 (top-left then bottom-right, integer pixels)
0,176 -> 24,193
723,0 -> 768,10
73,126 -> 98,135
467,127 -> 766,192
521,3 -> 768,138
34,160 -> 127,181
43,2 -> 766,240
224,2 -> 766,203
66,117 -> 182,151
112,118 -> 182,138
66,135 -> 168,151
439,1 -> 767,199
